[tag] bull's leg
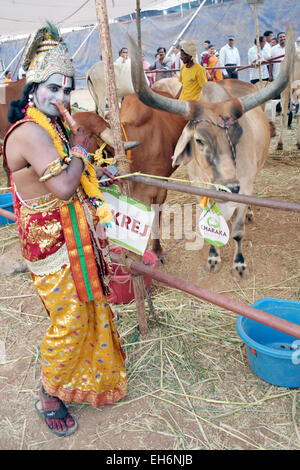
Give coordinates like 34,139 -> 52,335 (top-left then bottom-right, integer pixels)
297,112 -> 300,149
246,205 -> 254,223
231,205 -> 248,280
151,203 -> 164,258
205,245 -> 221,273
277,90 -> 289,150
151,190 -> 168,259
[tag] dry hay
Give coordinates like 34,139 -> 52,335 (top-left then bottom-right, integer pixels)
0,116 -> 299,450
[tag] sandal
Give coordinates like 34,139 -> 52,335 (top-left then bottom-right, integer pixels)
35,398 -> 78,437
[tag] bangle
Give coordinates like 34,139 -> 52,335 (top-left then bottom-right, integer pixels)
72,145 -> 91,161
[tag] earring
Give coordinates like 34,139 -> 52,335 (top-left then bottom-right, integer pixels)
28,93 -> 34,107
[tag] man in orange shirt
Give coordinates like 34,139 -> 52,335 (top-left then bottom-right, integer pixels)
176,39 -> 207,101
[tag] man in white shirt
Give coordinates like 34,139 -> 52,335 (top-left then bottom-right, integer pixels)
114,47 -> 131,65
263,30 -> 273,52
219,34 -> 241,79
248,36 -> 270,84
269,32 -> 285,81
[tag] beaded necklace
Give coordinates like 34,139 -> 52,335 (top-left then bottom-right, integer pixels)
26,106 -> 113,226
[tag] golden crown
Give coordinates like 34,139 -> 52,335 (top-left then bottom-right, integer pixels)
23,22 -> 75,84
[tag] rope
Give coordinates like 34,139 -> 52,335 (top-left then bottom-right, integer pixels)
191,118 -> 237,165
120,122 -> 132,162
98,171 -> 232,192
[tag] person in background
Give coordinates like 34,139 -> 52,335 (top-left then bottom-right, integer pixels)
4,70 -> 13,83
219,34 -> 241,79
269,31 -> 286,81
149,47 -> 172,82
271,37 -> 278,47
114,47 -> 131,65
170,41 -> 182,77
203,44 -> 223,82
263,30 -> 273,52
142,53 -> 155,87
248,36 -> 270,84
200,40 -> 211,65
176,39 -> 207,100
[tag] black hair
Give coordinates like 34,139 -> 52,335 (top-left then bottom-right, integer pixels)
157,47 -> 166,54
264,30 -> 273,37
204,40 -> 211,44
277,31 -> 285,39
7,82 -> 36,124
119,47 -> 128,55
254,36 -> 265,45
208,44 -> 215,48
5,70 -> 11,77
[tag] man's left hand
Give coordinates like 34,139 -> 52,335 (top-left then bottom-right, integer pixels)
95,167 -> 118,185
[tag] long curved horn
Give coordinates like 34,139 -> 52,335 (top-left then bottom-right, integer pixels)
100,127 -> 140,150
238,26 -> 295,113
128,34 -> 191,119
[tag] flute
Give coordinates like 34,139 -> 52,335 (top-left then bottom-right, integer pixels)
56,100 -> 80,134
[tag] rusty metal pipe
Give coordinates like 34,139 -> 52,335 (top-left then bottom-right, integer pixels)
0,207 -> 15,222
124,175 -> 300,213
111,252 -> 300,339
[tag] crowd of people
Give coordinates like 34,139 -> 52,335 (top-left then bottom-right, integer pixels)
113,30 -> 300,104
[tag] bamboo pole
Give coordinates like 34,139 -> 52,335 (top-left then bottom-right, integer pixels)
253,4 -> 262,85
94,0 -> 148,336
111,252 -> 300,340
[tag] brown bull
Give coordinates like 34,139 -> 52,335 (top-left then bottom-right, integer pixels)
73,93 -> 186,256
128,27 -> 294,280
0,78 -> 26,185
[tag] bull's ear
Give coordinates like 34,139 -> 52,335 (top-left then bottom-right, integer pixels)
172,125 -> 194,167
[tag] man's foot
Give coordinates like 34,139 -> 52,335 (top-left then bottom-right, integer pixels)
35,386 -> 78,437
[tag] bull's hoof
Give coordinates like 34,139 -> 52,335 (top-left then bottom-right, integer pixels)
246,207 -> 254,223
232,262 -> 248,281
205,255 -> 221,274
276,142 -> 283,150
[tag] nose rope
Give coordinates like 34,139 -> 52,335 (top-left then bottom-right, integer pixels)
191,118 -> 237,165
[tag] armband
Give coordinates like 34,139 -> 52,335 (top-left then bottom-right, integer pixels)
39,158 -> 68,182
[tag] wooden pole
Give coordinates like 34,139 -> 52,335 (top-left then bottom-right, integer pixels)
94,0 -> 149,336
253,4 -> 262,85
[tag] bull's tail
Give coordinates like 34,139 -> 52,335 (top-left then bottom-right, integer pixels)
86,75 -> 99,115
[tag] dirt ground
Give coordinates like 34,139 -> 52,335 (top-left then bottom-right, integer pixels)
0,115 -> 299,450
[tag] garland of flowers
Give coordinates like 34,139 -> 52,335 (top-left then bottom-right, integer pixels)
26,106 -> 113,226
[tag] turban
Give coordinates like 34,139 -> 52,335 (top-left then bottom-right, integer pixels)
180,39 -> 197,60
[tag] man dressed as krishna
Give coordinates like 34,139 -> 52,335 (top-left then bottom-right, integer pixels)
3,22 -> 127,437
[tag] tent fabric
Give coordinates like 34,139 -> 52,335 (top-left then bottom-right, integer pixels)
0,0 -> 299,86
0,0 -> 185,37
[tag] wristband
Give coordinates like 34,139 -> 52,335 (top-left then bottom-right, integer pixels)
73,145 -> 91,161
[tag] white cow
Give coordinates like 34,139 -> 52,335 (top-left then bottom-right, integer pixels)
86,61 -> 149,118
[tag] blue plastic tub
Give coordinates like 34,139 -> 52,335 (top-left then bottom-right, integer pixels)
0,193 -> 15,225
236,298 -> 300,388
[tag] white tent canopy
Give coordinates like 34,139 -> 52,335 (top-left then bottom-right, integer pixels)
0,0 -> 184,37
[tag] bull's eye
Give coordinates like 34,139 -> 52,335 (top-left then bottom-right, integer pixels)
196,138 -> 204,146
